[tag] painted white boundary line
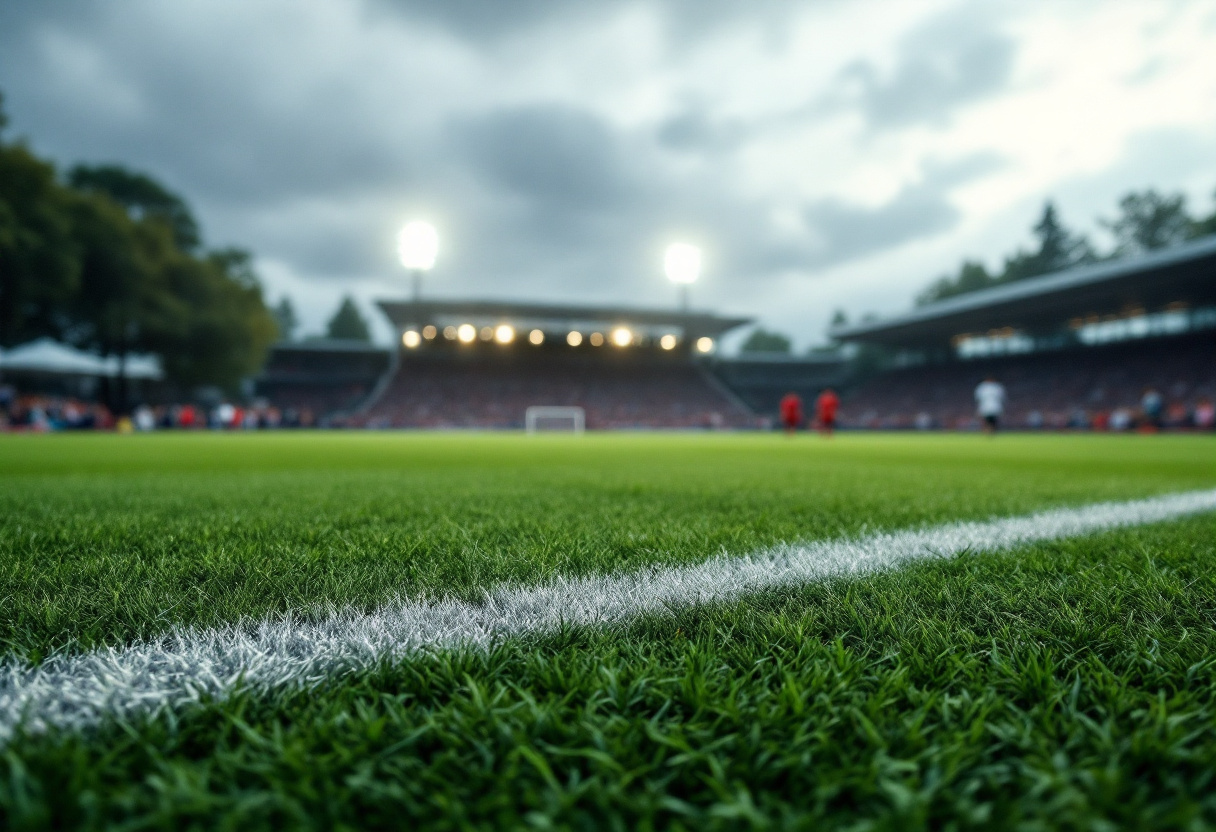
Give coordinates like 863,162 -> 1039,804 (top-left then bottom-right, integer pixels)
2,488 -> 1215,739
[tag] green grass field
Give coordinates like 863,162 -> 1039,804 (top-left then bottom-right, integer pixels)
1,432 -> 1214,829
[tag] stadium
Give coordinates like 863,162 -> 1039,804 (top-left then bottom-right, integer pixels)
243,236 -> 1216,434
3,3 -> 1216,829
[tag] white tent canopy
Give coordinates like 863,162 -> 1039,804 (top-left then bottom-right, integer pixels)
0,338 -> 162,380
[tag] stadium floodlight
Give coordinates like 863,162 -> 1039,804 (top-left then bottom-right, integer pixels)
567,331 -> 583,346
495,324 -> 515,344
528,329 -> 544,345
397,221 -> 439,301
402,330 -> 421,348
422,325 -> 437,340
443,325 -> 458,340
664,242 -> 701,312
695,336 -> 714,353
611,327 -> 632,347
590,332 -> 604,347
660,334 -> 677,350
480,326 -> 494,341
457,323 -> 476,343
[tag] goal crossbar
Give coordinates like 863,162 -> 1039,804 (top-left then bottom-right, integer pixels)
525,406 -> 586,435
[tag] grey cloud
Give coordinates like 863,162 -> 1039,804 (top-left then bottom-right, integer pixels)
802,154 -> 1003,266
838,4 -> 1016,131
453,105 -> 641,215
657,105 -> 748,153
368,0 -> 797,48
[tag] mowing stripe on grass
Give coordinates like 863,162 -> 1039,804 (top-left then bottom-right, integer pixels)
2,488 -> 1215,740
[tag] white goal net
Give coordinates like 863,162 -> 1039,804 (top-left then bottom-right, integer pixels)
525,406 -> 586,435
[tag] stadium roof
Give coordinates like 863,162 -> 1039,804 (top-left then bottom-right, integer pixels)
831,235 -> 1216,348
378,299 -> 751,337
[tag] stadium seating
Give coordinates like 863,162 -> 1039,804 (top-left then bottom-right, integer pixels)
352,354 -> 754,429
840,332 -> 1215,429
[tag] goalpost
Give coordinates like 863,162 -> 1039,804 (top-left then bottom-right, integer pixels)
525,406 -> 586,435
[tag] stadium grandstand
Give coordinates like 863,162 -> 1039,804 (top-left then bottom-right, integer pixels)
706,352 -> 848,419
339,300 -> 757,429
255,340 -> 393,423
833,236 -> 1216,430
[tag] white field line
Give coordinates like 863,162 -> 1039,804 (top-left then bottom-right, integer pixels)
2,488 -> 1215,739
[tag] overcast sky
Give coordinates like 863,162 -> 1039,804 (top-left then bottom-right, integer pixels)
2,1 -> 1214,348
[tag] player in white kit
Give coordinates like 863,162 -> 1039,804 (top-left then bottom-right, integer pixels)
974,376 -> 1006,435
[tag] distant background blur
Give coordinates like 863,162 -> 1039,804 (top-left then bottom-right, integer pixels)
2,0 -> 1214,351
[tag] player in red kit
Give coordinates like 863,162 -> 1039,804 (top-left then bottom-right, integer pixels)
815,388 -> 840,437
779,392 -> 803,435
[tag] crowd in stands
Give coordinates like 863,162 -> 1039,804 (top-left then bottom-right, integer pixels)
0,388 -> 318,432
349,358 -> 754,429
839,334 -> 1215,431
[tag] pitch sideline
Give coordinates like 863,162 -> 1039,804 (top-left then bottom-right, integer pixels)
2,488 -> 1215,739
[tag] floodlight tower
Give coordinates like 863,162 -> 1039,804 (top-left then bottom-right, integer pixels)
664,242 -> 701,312
397,221 -> 439,302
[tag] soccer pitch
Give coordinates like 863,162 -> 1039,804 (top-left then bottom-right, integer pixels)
1,433 -> 1214,829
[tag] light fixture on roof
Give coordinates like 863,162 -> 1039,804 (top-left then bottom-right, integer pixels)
567,331 -> 583,347
589,332 -> 604,347
529,329 -> 544,345
422,325 -> 437,340
664,242 -> 701,312
695,336 -> 714,353
660,334 -> 677,350
495,324 -> 515,344
457,323 -> 476,343
402,330 -> 421,348
397,221 -> 439,302
443,325 -> 458,340
611,327 -> 632,347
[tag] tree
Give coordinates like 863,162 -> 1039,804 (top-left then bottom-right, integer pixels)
69,164 -> 201,251
66,191 -> 178,409
272,296 -> 298,341
0,142 -> 80,347
917,260 -> 995,305
1103,190 -> 1192,254
1002,202 -> 1095,282
1189,189 -> 1216,240
326,296 -> 371,342
740,328 -> 791,354
149,248 -> 277,393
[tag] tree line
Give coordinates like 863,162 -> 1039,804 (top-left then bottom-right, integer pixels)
0,92 -> 277,408
918,190 -> 1216,305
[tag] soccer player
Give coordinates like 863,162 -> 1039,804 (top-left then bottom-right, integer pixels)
974,375 -> 1006,435
779,392 -> 803,435
815,388 -> 840,437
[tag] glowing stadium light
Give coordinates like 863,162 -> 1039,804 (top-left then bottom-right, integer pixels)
495,324 -> 515,344
457,323 -> 476,343
695,336 -> 714,353
443,325 -> 458,340
664,243 -> 701,284
611,327 -> 632,347
567,331 -> 583,347
397,222 -> 439,270
589,332 -> 604,347
665,242 -> 701,312
397,221 -> 439,302
422,325 -> 437,340
402,330 -> 421,348
660,334 -> 677,350
480,326 -> 494,341
528,329 -> 544,345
